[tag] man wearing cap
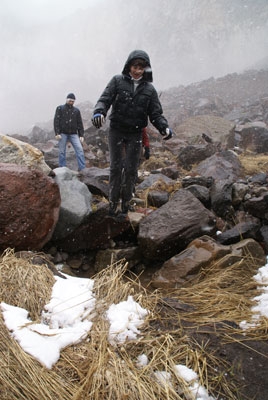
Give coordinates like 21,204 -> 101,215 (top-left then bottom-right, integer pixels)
92,49 -> 173,221
54,93 -> 86,171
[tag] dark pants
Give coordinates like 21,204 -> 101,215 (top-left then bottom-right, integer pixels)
108,128 -> 142,207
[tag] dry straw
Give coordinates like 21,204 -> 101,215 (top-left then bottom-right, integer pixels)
169,254 -> 264,325
0,248 -> 264,399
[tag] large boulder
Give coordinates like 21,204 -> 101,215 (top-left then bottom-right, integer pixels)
0,163 -> 60,251
193,150 -> 242,182
177,143 -> 220,170
227,121 -> 268,152
138,189 -> 216,261
52,202 -> 131,253
79,167 -> 110,198
0,133 -> 52,175
52,167 -> 92,240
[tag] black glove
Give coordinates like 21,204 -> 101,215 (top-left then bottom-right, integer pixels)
160,128 -> 173,141
92,113 -> 105,129
144,146 -> 150,160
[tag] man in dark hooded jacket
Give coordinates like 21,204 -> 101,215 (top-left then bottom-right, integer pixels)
92,49 -> 173,220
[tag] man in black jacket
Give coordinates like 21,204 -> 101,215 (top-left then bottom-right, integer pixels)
54,93 -> 86,171
92,50 -> 172,220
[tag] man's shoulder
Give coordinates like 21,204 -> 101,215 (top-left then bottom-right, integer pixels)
56,104 -> 65,110
72,106 -> 81,113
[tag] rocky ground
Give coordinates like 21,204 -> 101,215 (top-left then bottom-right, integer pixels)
137,267 -> 268,400
2,67 -> 268,399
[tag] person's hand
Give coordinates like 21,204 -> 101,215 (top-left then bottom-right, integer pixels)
144,146 -> 150,159
160,128 -> 173,141
80,136 -> 84,144
92,113 -> 105,129
55,134 -> 62,140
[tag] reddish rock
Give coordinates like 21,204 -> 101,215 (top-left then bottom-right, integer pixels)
151,237 -> 266,289
0,163 -> 60,251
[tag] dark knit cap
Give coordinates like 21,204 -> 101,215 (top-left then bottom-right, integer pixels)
66,93 -> 76,100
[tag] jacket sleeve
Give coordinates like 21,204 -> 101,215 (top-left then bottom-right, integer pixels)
53,106 -> 62,134
148,88 -> 168,133
77,110 -> 84,136
93,76 -> 118,117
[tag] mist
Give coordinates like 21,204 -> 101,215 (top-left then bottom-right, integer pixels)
1,0 -> 268,134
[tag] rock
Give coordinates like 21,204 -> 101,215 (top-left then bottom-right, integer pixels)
217,217 -> 261,245
182,175 -> 214,188
94,246 -> 142,272
0,163 -> 60,251
52,167 -> 92,240
228,121 -> 268,153
147,190 -> 169,207
232,182 -> 249,206
52,202 -> 131,253
151,236 -> 230,288
136,173 -> 175,191
67,257 -> 83,270
243,193 -> 268,220
39,143 -> 59,170
78,166 -> 110,198
158,165 -> 180,180
259,225 -> 268,253
151,237 -> 266,289
231,238 -> 266,265
14,251 -> 65,278
210,179 -> 234,219
177,143 -> 220,170
248,172 -> 268,185
138,189 -> 216,261
193,150 -> 242,182
185,184 -> 210,208
0,133 -> 52,175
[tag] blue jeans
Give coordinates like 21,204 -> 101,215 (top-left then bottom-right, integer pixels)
58,133 -> 86,171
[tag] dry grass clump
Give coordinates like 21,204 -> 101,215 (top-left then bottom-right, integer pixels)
0,248 -> 55,320
0,248 -> 75,400
0,251 -> 239,400
169,253 -> 268,337
238,153 -> 268,175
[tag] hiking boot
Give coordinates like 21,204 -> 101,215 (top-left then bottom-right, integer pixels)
115,201 -> 129,222
108,201 -> 118,217
116,212 -> 129,222
121,201 -> 129,214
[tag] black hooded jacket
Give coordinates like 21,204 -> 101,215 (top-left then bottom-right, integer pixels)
93,50 -> 168,133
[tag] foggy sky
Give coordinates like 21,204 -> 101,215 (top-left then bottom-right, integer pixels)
1,0 -> 268,134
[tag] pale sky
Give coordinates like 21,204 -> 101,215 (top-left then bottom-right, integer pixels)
0,0 -> 97,23
0,0 -> 267,134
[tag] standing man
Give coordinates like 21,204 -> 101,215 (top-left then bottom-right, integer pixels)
54,93 -> 86,172
92,49 -> 172,220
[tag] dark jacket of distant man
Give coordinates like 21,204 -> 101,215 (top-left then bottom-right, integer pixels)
54,103 -> 84,137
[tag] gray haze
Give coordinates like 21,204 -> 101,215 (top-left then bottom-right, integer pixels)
1,0 -> 268,134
